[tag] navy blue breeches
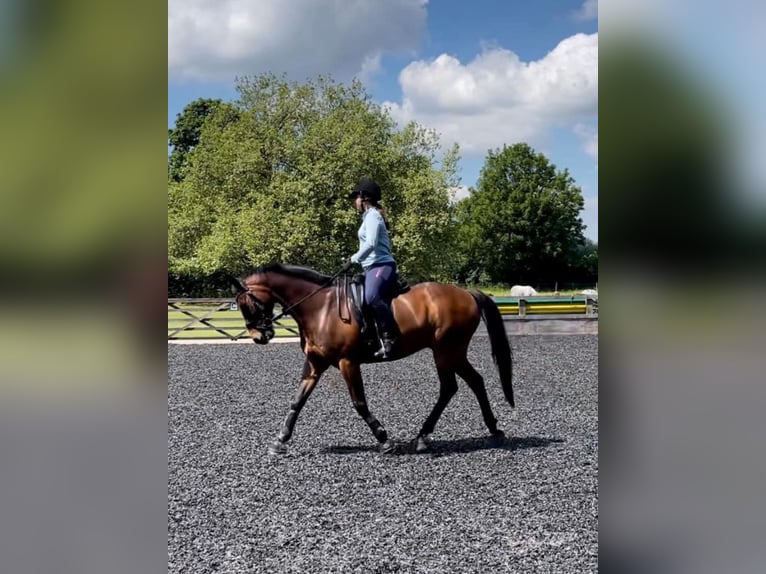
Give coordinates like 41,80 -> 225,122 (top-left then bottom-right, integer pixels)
364,262 -> 397,306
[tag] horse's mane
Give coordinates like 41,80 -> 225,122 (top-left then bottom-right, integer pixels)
246,263 -> 333,286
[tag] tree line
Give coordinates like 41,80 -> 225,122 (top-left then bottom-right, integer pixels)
168,74 -> 597,296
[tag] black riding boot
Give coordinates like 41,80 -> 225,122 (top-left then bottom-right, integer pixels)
371,301 -> 399,360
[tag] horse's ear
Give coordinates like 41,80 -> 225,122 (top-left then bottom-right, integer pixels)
227,274 -> 246,295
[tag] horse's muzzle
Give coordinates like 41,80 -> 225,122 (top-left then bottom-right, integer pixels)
252,327 -> 275,344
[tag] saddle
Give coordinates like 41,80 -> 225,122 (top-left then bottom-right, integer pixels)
337,273 -> 410,356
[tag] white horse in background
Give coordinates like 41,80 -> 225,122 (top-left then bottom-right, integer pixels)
510,285 -> 538,297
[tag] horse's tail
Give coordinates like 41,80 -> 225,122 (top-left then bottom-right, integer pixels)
469,290 -> 515,408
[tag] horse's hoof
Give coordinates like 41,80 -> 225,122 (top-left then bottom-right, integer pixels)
415,436 -> 429,453
491,429 -> 506,439
379,440 -> 397,455
268,441 -> 288,456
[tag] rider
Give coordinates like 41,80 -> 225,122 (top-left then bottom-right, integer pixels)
343,178 -> 399,359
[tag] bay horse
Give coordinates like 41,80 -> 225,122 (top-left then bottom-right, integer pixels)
230,263 -> 514,455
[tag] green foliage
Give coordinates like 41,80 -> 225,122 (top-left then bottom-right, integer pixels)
453,143 -> 586,284
167,77 -> 598,294
168,98 -> 239,182
168,74 -> 457,280
569,238 -> 598,284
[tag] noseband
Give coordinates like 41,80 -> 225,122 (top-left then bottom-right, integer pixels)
243,292 -> 275,342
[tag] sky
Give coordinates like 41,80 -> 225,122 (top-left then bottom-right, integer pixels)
168,0 -> 599,241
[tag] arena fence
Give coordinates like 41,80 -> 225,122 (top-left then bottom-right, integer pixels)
168,295 -> 597,341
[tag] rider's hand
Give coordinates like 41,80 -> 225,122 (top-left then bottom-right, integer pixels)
341,259 -> 354,273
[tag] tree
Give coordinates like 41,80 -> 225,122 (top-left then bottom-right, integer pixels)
168,98 -> 239,182
454,143 -> 586,284
168,74 -> 458,281
569,238 -> 598,285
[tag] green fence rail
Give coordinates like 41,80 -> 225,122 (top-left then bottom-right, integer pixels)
168,295 -> 597,341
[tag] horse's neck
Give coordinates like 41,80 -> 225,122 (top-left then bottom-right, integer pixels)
266,274 -> 322,316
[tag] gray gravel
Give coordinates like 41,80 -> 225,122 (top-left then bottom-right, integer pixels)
168,335 -> 598,573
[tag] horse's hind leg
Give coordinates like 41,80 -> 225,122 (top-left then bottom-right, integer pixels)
339,359 -> 396,454
456,360 -> 504,437
269,357 -> 326,455
416,353 -> 459,452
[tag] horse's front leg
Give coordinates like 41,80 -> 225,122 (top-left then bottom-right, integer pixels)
339,358 -> 396,454
269,357 -> 326,455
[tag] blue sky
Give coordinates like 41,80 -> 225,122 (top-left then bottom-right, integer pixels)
169,0 -> 599,240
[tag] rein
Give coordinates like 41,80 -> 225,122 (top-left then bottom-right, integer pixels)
269,266 -> 348,323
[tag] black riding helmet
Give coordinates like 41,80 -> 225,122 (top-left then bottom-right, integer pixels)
348,178 -> 381,203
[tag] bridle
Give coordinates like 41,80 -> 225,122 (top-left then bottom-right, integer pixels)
240,265 -> 349,341
241,291 -> 276,343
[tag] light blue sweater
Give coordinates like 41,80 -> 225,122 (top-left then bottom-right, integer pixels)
350,208 -> 394,270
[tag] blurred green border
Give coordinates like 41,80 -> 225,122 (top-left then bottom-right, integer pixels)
0,0 -> 167,283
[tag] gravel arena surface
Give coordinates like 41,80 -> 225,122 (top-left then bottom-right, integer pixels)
168,335 -> 598,573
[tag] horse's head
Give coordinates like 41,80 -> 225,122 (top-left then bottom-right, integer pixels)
229,275 -> 276,344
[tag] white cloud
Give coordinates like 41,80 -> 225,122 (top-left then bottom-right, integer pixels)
168,0 -> 428,83
450,185 -> 471,203
574,123 -> 599,160
574,0 -> 598,21
383,33 -> 598,156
